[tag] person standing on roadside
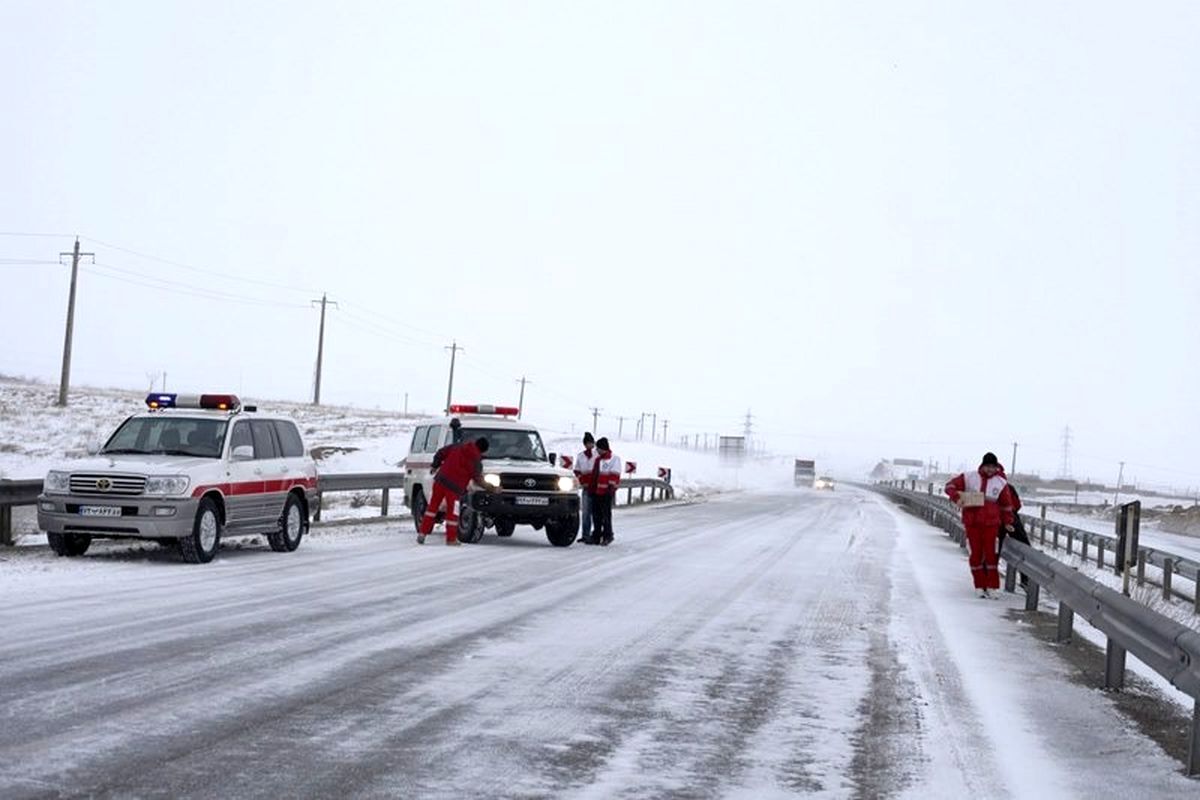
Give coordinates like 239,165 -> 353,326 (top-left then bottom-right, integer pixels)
998,482 -> 1031,588
574,432 -> 598,544
944,452 -> 1017,598
589,437 -> 622,546
418,436 -> 493,546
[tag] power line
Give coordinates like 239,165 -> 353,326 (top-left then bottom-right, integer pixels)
84,263 -> 308,309
82,235 -> 318,296
0,231 -> 75,238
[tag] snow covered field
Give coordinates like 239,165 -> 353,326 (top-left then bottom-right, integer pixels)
2,488 -> 1196,798
0,377 -> 789,541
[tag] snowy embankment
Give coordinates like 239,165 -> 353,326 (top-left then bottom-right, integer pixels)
0,377 -> 793,539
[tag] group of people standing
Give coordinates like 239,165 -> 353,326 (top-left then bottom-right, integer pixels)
944,451 -> 1031,598
573,432 -> 622,546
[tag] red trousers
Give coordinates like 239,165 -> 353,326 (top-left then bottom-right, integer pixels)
419,483 -> 460,542
965,523 -> 1000,590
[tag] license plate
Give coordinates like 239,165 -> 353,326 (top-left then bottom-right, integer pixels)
514,496 -> 550,506
79,506 -> 122,517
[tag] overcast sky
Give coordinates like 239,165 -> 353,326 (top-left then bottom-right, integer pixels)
3,1 -> 1199,488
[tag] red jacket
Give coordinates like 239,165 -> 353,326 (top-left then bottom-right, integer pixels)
589,449 -> 622,496
435,441 -> 484,497
945,468 -> 1016,528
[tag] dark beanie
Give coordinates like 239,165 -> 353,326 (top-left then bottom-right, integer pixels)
583,432 -> 595,445
476,437 -> 490,453
596,437 -> 610,451
981,452 -> 999,467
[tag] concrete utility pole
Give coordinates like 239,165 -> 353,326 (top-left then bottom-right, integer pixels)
590,407 -> 601,435
617,416 -> 626,439
662,419 -> 669,444
638,413 -> 647,440
1011,442 -> 1018,475
650,412 -> 657,443
1114,461 -> 1125,506
311,293 -> 338,405
403,392 -> 409,416
444,340 -> 463,412
57,237 -> 94,407
516,376 -> 531,419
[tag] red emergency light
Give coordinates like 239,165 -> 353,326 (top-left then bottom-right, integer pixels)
448,404 -> 520,416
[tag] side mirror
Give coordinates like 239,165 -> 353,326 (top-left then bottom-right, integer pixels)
548,452 -> 557,466
232,445 -> 255,461
86,440 -> 102,456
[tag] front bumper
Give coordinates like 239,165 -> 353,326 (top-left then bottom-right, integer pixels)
467,490 -> 579,521
37,494 -> 199,539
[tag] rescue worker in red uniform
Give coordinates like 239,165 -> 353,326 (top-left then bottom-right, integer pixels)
944,452 -> 1016,598
419,436 -> 491,546
588,437 -> 622,546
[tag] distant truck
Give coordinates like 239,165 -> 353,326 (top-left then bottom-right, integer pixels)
794,459 -> 816,488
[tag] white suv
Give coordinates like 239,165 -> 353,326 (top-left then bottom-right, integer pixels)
37,393 -> 319,563
403,405 -> 580,546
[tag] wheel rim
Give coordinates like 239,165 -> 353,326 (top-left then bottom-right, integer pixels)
199,510 -> 218,552
287,505 -> 302,542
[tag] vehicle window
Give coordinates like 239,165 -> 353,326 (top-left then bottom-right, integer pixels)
273,421 -> 305,458
230,422 -> 253,455
411,426 -> 429,455
250,420 -> 280,460
458,428 -> 546,461
428,425 -> 447,451
102,417 -> 228,459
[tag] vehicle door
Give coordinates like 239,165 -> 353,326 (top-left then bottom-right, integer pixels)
273,419 -> 313,497
224,420 -> 263,530
248,420 -> 288,526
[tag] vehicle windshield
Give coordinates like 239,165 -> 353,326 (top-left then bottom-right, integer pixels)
459,427 -> 547,462
102,416 -> 228,459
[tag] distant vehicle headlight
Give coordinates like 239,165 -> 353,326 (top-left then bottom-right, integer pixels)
557,476 -> 576,492
483,474 -> 502,488
44,471 -> 70,494
144,475 -> 190,495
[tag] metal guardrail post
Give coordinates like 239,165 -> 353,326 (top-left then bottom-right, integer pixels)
1025,580 -> 1040,611
0,505 -> 12,546
1053,524 -> 1060,550
1189,701 -> 1200,777
1163,559 -> 1174,602
1005,563 -> 1017,593
1057,604 -> 1075,643
313,495 -> 323,522
1066,529 -> 1074,554
381,488 -> 390,517
640,486 -> 646,503
1097,540 -> 1105,569
1137,550 -> 1146,587
1105,639 -> 1127,690
1081,535 -> 1089,562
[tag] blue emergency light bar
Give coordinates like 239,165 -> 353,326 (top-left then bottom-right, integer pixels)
145,393 -> 240,411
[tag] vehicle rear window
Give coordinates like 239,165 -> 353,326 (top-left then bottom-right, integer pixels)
273,421 -> 305,458
411,426 -> 429,454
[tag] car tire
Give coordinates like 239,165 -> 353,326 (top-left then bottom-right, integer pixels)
268,492 -> 307,553
411,488 -> 427,533
47,532 -> 91,557
181,496 -> 222,564
458,505 -> 486,544
545,514 -> 579,548
494,519 -> 516,538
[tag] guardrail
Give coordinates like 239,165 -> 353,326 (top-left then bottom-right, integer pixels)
1,474 -> 677,541
877,483 -> 1200,775
880,480 -> 1200,612
0,479 -> 43,546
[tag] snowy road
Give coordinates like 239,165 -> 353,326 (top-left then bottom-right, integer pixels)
1,490 -> 1195,799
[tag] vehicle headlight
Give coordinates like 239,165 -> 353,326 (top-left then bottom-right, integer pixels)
45,471 -> 70,494
144,475 -> 190,495
557,476 -> 577,492
483,474 -> 502,488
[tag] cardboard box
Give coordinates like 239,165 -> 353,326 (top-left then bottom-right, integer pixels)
959,491 -> 985,508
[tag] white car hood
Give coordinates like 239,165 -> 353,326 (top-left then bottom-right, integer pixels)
481,457 -> 571,477
56,454 -> 220,476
